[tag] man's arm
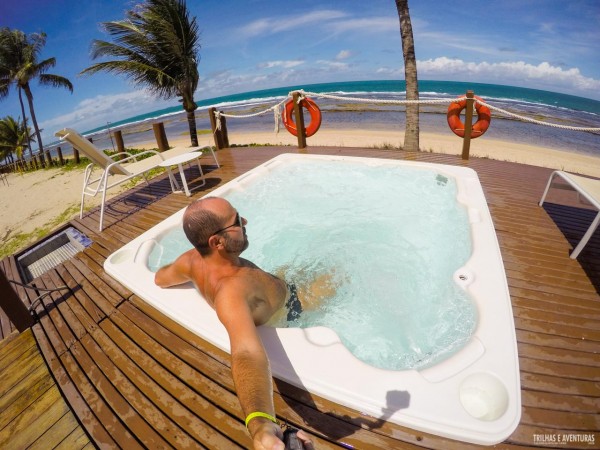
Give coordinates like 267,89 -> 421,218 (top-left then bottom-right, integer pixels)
214,282 -> 284,449
154,251 -> 193,287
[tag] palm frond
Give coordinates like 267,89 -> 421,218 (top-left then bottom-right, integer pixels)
83,0 -> 200,100
38,74 -> 73,92
35,57 -> 57,74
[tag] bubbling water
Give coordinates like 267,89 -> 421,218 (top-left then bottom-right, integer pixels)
149,159 -> 477,370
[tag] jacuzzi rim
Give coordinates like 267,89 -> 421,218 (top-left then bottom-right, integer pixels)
103,153 -> 521,445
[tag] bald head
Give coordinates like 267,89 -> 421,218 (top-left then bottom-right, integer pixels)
183,197 -> 232,255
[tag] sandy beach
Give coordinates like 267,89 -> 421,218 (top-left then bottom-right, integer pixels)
1,127 -> 599,257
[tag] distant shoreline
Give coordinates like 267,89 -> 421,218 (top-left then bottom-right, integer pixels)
38,79 -> 599,162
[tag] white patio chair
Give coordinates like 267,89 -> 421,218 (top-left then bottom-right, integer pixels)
55,128 -> 215,231
539,170 -> 600,259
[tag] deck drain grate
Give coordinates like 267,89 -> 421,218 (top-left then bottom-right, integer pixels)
17,227 -> 92,282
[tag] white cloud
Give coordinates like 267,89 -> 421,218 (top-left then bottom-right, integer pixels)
257,60 -> 305,69
40,89 -> 167,140
417,57 -> 600,94
336,50 -> 353,60
329,17 -> 398,34
317,60 -> 349,71
237,10 -> 397,42
239,10 -> 348,38
198,70 -> 275,97
375,67 -> 402,77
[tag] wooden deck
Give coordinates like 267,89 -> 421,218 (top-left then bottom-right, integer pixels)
1,146 -> 599,449
0,329 -> 92,449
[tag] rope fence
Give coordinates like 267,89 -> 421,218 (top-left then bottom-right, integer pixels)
213,89 -> 600,133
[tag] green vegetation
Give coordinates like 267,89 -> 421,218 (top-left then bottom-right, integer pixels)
0,115 -> 34,163
369,142 -> 403,150
230,143 -> 292,148
0,27 -> 73,166
0,204 -> 80,259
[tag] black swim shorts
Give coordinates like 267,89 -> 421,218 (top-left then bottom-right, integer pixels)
285,283 -> 303,321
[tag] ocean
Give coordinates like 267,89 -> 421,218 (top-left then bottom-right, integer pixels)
47,80 -> 600,159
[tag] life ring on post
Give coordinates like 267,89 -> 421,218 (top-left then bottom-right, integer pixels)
447,95 -> 491,138
282,97 -> 322,137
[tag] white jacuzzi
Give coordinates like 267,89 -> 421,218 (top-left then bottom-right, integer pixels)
104,154 -> 521,445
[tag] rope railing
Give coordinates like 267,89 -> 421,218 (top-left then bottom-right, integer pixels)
299,89 -> 457,106
472,98 -> 600,132
212,89 -> 600,133
215,98 -> 288,132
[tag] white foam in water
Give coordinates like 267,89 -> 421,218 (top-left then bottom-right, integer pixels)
149,159 -> 477,370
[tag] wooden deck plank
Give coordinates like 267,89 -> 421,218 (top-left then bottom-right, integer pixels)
27,411 -> 85,450
0,361 -> 55,430
2,146 -> 599,449
102,307 -> 251,447
76,331 -> 198,449
0,321 -> 36,371
0,344 -> 42,398
0,384 -> 70,449
33,323 -> 128,449
0,329 -> 91,449
67,335 -> 161,448
53,426 -> 93,450
96,318 -> 244,449
73,249 -> 133,300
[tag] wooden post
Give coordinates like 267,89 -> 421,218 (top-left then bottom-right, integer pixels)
0,269 -> 33,332
153,122 -> 169,152
114,130 -> 125,153
209,107 -> 225,150
57,146 -> 64,166
461,90 -> 475,160
220,112 -> 229,148
73,148 -> 80,165
292,92 -> 307,149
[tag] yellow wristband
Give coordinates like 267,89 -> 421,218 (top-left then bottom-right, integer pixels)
245,412 -> 278,429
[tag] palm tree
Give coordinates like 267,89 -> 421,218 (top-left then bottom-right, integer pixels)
0,28 -> 73,166
395,0 -> 419,152
0,115 -> 34,165
81,0 -> 201,146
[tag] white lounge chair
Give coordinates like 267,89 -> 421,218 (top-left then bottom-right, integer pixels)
55,127 -> 218,231
539,170 -> 600,259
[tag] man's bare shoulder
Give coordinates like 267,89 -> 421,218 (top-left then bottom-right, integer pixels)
155,248 -> 198,287
173,248 -> 198,269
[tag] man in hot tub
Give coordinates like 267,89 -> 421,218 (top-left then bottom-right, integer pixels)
155,196 -> 321,450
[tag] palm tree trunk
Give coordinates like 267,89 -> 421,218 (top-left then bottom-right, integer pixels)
186,110 -> 199,147
396,0 -> 420,152
18,88 -> 35,161
23,83 -> 49,167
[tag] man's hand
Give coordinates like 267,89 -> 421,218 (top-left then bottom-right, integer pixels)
252,421 -> 284,450
252,422 -> 316,450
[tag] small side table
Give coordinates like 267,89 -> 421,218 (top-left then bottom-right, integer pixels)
159,152 -> 206,196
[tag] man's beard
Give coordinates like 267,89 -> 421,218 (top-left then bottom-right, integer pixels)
223,229 -> 248,253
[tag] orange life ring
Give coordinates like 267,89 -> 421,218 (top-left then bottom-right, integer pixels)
447,95 -> 491,138
282,97 -> 322,137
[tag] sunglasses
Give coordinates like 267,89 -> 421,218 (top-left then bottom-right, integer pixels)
213,212 -> 243,235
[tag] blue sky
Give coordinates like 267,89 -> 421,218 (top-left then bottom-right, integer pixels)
2,0 -> 599,142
